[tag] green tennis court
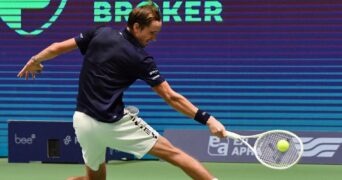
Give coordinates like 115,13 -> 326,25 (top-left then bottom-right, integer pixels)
0,158 -> 340,180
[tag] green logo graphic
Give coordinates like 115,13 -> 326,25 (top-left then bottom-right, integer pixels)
0,0 -> 67,36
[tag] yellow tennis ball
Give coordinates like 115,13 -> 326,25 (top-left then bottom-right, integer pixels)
277,139 -> 290,152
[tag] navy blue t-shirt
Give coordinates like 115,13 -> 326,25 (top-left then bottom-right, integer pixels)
74,27 -> 165,123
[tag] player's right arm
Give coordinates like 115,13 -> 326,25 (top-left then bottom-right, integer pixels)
153,81 -> 227,138
17,38 -> 78,80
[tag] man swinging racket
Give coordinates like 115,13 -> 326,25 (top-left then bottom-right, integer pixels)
17,1 -> 227,180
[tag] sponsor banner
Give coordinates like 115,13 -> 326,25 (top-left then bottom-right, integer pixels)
8,120 -> 134,163
164,130 -> 342,164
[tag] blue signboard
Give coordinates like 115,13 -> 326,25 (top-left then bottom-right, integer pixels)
8,121 -> 134,163
165,129 -> 342,164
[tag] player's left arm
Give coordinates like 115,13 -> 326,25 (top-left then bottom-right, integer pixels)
17,38 -> 78,79
152,81 -> 227,138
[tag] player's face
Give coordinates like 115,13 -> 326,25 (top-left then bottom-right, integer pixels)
134,20 -> 162,47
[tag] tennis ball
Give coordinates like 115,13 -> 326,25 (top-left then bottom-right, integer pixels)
277,139 -> 290,152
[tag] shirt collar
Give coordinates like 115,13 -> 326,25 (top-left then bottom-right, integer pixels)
121,28 -> 143,48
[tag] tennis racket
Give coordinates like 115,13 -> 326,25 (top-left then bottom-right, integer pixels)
225,130 -> 303,170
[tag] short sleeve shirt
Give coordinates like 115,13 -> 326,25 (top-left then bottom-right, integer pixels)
74,27 -> 165,123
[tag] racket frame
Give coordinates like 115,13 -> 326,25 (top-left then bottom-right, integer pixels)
225,130 -> 304,170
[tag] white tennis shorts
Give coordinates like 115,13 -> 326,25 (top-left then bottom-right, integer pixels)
73,106 -> 159,171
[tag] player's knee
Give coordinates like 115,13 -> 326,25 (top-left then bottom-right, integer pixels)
65,176 -> 87,180
163,142 -> 184,158
168,146 -> 183,157
164,147 -> 189,164
86,163 -> 106,180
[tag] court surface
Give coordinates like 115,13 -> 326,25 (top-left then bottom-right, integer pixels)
0,158 -> 341,180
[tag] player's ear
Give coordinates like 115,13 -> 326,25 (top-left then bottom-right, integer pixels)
133,22 -> 141,33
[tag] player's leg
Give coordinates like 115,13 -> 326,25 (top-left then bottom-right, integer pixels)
106,107 -> 217,180
68,111 -> 108,180
148,136 -> 216,180
66,163 -> 106,180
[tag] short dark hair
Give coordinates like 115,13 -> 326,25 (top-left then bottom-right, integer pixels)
127,3 -> 161,30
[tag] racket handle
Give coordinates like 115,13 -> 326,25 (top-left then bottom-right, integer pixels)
225,131 -> 241,139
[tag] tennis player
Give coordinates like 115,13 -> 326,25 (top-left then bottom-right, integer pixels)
17,2 -> 226,180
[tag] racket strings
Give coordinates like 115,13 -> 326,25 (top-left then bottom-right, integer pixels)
255,132 -> 301,169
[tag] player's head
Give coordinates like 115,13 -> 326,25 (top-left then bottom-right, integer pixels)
127,1 -> 162,47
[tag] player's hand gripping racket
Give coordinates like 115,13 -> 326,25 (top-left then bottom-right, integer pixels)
225,130 -> 304,170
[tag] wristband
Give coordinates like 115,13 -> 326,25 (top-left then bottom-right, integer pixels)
194,109 -> 211,125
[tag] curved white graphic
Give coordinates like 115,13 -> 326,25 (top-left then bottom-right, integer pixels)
301,137 -> 342,157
